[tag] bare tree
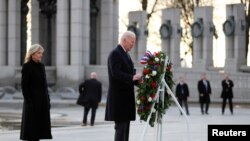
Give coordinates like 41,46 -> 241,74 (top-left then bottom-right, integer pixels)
170,0 -> 196,53
141,0 -> 161,26
241,0 -> 250,58
139,0 -> 217,55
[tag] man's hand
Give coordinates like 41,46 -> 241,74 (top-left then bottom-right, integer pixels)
133,74 -> 142,81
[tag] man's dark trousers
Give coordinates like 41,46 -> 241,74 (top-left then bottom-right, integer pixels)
114,121 -> 130,141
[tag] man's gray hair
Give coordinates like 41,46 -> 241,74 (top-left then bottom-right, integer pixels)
120,31 -> 136,43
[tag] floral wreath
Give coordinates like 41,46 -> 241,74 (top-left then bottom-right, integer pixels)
136,50 -> 174,127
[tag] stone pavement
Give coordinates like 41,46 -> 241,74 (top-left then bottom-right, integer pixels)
0,100 -> 250,141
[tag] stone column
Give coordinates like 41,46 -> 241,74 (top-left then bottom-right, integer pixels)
55,0 -> 89,88
224,4 -> 246,72
0,0 -> 20,86
31,0 -> 39,44
56,0 -> 69,66
8,0 -> 21,66
128,11 -> 147,64
161,8 -> 181,69
55,0 -> 70,87
112,0 -> 119,48
192,6 -> 214,70
0,0 -> 7,66
71,0 -> 89,66
100,0 -> 117,65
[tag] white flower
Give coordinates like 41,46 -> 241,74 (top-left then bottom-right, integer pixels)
145,75 -> 150,79
155,57 -> 159,62
137,100 -> 140,104
148,97 -> 152,102
152,71 -> 157,76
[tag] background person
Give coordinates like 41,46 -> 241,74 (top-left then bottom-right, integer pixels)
105,31 -> 141,141
197,73 -> 212,115
20,44 -> 52,141
77,72 -> 102,126
221,73 -> 234,115
175,76 -> 190,115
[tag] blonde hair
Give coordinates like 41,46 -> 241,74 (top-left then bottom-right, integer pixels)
24,44 -> 44,63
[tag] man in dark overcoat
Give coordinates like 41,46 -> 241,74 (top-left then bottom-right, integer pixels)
105,31 -> 141,141
198,73 -> 212,115
176,76 -> 190,115
77,72 -> 102,126
221,73 -> 234,115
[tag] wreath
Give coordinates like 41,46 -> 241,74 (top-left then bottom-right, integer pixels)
191,21 -> 204,38
136,50 -> 174,127
223,18 -> 235,36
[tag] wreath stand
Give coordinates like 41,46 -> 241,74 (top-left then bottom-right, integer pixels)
139,59 -> 191,141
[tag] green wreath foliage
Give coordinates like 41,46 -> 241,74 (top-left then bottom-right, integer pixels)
136,51 -> 174,127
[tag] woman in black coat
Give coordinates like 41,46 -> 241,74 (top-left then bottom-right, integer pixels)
221,73 -> 234,115
20,44 -> 52,141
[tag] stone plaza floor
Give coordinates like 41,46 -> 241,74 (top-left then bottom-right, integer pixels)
0,100 -> 250,141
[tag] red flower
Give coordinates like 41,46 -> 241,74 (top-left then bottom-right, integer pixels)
151,93 -> 156,99
140,96 -> 146,101
146,104 -> 151,110
143,68 -> 150,74
166,65 -> 171,71
151,82 -> 157,89
154,52 -> 159,56
148,61 -> 154,65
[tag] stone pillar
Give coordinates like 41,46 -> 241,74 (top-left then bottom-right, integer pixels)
71,0 -> 89,66
55,0 -> 70,87
0,0 -> 7,66
192,6 -> 214,71
31,0 -> 39,44
224,4 -> 246,72
161,8 -> 181,69
128,11 -> 147,64
100,0 -> 117,65
192,6 -> 214,70
55,0 -> 88,88
113,0 -> 119,48
56,0 -> 69,66
8,0 -> 21,66
0,0 -> 20,86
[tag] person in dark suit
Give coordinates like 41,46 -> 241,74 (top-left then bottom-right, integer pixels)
105,31 -> 141,141
20,44 -> 52,141
175,76 -> 190,115
221,73 -> 234,115
197,73 -> 212,115
77,72 -> 102,126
